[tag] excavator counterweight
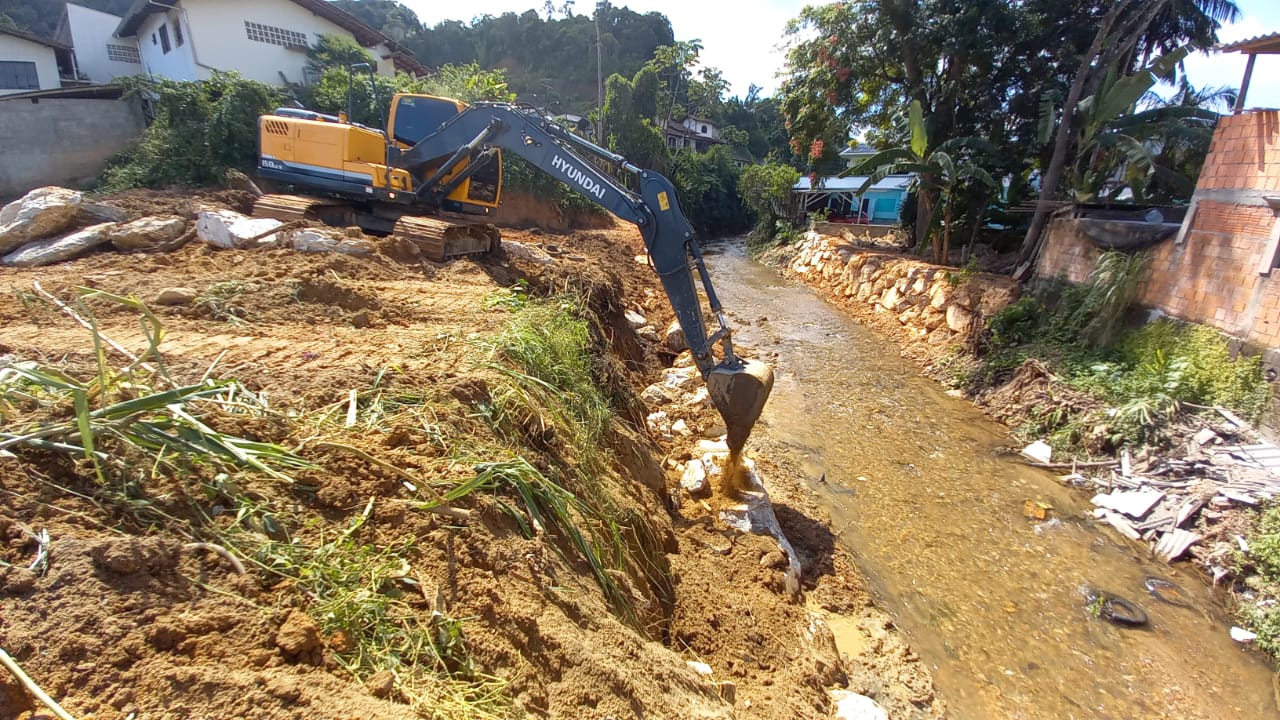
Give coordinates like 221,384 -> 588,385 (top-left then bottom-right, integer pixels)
256,93 -> 773,456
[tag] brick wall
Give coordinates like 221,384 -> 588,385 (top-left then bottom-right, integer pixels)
1036,110 -> 1280,350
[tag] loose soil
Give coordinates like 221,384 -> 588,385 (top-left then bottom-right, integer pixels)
0,193 -> 938,719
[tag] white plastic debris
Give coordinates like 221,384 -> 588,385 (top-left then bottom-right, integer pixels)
1020,440 -> 1053,464
1230,626 -> 1258,642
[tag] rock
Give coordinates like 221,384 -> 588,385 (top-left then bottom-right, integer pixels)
879,286 -> 902,311
275,609 -> 322,659
76,202 -> 129,225
673,351 -> 697,369
760,551 -> 786,568
196,210 -> 282,249
663,320 -> 688,352
638,326 -> 661,343
2,222 -> 116,267
681,459 -> 710,497
154,287 -> 198,306
921,309 -> 945,331
661,366 -> 701,391
646,411 -> 671,435
945,303 -> 975,333
0,186 -> 84,253
702,421 -> 727,438
1194,427 -> 1219,446
830,690 -> 889,720
641,383 -> 675,406
503,241 -> 554,264
684,386 -> 711,409
111,216 -> 188,251
672,419 -> 692,436
624,309 -> 647,329
365,669 -> 396,698
288,229 -> 373,255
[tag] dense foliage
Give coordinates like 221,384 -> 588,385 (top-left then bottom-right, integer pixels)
0,0 -> 131,37
100,73 -> 284,191
334,0 -> 673,115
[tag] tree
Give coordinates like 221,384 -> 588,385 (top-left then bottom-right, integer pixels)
306,34 -> 373,77
740,163 -> 802,238
851,101 -> 996,263
600,67 -> 668,172
1016,0 -> 1239,277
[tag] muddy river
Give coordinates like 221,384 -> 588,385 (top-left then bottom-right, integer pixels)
705,241 -> 1278,719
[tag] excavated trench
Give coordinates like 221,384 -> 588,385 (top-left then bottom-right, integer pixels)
707,240 -> 1278,719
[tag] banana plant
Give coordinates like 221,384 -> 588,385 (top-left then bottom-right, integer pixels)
847,100 -> 997,264
1040,46 -> 1210,202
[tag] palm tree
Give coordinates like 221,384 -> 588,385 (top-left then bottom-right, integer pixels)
849,101 -> 996,264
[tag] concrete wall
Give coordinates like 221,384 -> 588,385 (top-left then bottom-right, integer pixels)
0,34 -> 61,95
1036,110 -> 1280,350
0,97 -> 145,198
65,4 -> 143,84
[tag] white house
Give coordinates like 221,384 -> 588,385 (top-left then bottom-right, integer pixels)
664,116 -> 722,152
59,0 -> 425,88
0,26 -> 70,96
55,3 -> 144,85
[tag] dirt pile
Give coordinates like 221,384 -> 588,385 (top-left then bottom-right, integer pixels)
0,190 -> 910,719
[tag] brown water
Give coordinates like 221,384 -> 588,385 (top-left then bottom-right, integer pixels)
706,241 -> 1278,719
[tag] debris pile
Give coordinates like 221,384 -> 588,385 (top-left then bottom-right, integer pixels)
1045,413 -> 1280,572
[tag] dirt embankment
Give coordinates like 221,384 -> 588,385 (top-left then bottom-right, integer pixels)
0,192 -> 939,720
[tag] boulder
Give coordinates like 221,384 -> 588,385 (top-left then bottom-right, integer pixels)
0,186 -> 84,253
288,229 -> 374,255
663,320 -> 688,352
945,303 -> 975,333
196,210 -> 283,249
2,222 -> 116,267
503,240 -> 554,265
879,287 -> 903,311
111,215 -> 188,251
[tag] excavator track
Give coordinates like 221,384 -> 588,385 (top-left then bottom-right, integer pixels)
252,194 -> 500,262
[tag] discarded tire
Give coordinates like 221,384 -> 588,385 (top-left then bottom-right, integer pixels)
1085,589 -> 1149,627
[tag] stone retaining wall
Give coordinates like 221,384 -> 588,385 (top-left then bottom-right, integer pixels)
783,232 -> 1021,344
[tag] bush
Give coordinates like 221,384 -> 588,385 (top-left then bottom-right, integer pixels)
100,73 -> 283,191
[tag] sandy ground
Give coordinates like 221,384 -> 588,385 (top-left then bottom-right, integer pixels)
0,193 -> 941,719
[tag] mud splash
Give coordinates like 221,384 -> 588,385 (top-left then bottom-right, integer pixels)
706,239 -> 1278,719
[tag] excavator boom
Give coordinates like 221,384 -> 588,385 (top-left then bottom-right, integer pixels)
394,102 -> 772,452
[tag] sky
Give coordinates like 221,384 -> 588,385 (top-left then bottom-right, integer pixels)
400,0 -> 1280,108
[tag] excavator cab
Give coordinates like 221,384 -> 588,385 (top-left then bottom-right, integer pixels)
386,94 -> 502,215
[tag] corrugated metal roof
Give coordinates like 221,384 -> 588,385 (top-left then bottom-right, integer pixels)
1219,31 -> 1280,54
794,175 -> 913,192
0,25 -> 71,51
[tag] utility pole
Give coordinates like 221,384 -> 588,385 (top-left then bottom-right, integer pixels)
595,2 -> 604,142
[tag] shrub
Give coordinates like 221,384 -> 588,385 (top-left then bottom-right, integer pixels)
100,73 -> 283,191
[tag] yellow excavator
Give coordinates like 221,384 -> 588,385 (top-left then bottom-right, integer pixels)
255,73 -> 773,454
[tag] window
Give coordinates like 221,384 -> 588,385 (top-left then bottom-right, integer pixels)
106,43 -> 141,64
151,32 -> 157,45
159,24 -> 171,53
174,19 -> 184,47
244,21 -> 308,49
0,61 -> 39,90
701,124 -> 708,133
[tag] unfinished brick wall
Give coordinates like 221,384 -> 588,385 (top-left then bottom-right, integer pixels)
1036,110 -> 1280,349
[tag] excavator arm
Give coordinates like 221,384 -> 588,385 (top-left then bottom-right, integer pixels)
396,103 -> 772,452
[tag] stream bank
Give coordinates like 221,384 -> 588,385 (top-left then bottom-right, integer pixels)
708,237 -> 1279,718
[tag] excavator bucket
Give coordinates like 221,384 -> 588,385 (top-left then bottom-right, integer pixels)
706,358 -> 774,454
